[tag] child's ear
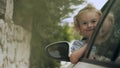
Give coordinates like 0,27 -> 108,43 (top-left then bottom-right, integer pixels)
74,16 -> 80,31
73,25 -> 80,32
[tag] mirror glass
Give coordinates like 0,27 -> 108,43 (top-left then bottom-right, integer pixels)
46,41 -> 70,61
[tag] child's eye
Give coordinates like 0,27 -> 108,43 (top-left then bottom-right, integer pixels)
81,22 -> 87,25
91,20 -> 97,23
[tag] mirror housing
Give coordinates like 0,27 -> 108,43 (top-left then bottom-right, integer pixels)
45,41 -> 70,61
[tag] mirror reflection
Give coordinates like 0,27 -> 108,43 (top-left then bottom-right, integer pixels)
48,45 -> 61,58
47,42 -> 70,61
91,0 -> 120,64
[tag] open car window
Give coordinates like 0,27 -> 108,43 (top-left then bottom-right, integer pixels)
90,0 -> 120,65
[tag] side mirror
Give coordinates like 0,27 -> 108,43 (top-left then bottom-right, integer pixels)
45,41 -> 70,61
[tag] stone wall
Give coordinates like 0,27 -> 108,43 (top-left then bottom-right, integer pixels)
0,0 -> 31,68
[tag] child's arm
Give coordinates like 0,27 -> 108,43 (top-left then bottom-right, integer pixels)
70,44 -> 87,64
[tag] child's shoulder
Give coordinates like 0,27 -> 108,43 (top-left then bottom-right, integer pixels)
72,40 -> 86,46
70,40 -> 86,53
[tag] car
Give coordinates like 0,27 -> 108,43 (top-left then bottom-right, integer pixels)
45,0 -> 120,68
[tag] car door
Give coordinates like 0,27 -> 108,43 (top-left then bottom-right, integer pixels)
72,0 -> 120,68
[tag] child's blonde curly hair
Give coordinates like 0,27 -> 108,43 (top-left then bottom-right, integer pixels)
74,4 -> 102,32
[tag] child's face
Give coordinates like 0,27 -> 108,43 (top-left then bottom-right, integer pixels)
78,10 -> 101,38
95,15 -> 113,44
99,17 -> 112,37
98,15 -> 113,40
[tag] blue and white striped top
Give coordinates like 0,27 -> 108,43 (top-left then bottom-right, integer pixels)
71,40 -> 86,52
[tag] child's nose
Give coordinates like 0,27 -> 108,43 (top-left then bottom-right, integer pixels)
87,23 -> 93,27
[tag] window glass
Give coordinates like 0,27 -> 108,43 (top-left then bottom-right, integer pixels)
90,0 -> 120,64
